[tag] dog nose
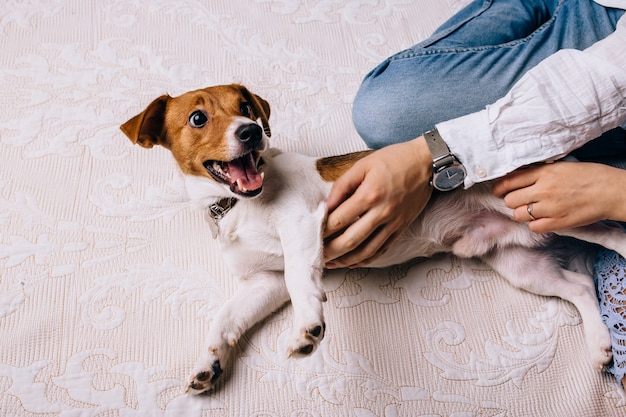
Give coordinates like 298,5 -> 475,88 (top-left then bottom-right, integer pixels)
235,123 -> 262,145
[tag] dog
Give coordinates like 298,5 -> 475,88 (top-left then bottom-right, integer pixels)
120,84 -> 626,395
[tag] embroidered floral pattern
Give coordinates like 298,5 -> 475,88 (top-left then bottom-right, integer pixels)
1,1 -> 624,415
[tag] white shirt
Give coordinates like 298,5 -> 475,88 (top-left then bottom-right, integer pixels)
437,9 -> 626,187
595,0 -> 626,8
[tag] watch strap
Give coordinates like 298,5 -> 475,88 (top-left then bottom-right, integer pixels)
423,128 -> 456,171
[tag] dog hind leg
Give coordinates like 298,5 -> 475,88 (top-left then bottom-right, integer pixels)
483,247 -> 613,370
451,213 -> 544,258
556,222 -> 626,258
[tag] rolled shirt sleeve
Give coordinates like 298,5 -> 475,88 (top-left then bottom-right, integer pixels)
437,15 -> 626,187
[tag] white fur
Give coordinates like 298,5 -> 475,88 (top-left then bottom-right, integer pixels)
185,145 -> 626,394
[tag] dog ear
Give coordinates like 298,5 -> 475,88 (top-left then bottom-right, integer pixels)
120,95 -> 171,148
254,94 -> 272,137
239,86 -> 271,138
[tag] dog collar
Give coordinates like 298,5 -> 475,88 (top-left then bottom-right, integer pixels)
205,197 -> 237,238
203,156 -> 264,238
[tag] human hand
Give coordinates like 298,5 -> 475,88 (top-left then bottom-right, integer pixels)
493,161 -> 626,233
324,137 -> 433,268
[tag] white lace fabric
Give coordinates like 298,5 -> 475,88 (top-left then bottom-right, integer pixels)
596,249 -> 626,384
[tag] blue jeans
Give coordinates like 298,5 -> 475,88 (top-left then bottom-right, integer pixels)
353,0 -> 625,161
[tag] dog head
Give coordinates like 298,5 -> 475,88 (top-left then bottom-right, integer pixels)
120,84 -> 271,198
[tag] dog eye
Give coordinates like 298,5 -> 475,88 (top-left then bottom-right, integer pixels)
189,110 -> 208,128
240,103 -> 252,118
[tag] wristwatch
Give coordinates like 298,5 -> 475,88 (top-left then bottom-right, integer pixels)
423,128 -> 466,192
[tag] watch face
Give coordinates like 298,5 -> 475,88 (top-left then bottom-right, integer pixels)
433,163 -> 466,191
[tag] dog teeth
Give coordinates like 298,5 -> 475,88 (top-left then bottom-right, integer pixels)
236,178 -> 247,192
212,161 -> 229,178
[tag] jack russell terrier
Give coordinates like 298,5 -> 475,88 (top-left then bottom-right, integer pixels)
120,84 -> 626,395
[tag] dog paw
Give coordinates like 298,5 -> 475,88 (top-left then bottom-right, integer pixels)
588,327 -> 613,371
590,340 -> 613,371
286,322 -> 325,357
186,350 -> 224,395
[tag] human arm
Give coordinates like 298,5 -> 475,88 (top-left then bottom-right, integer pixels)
438,16 -> 626,187
492,161 -> 626,233
325,16 -> 626,267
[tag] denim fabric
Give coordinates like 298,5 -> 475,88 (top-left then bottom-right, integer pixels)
353,0 -> 625,152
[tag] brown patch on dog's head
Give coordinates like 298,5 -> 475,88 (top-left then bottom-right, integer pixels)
120,84 -> 272,196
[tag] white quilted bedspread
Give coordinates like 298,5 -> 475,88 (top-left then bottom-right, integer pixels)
1,1 -> 625,416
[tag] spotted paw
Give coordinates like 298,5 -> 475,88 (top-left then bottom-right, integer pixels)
186,357 -> 224,395
287,322 -> 326,357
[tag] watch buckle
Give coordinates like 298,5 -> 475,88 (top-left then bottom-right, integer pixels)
432,154 -> 456,171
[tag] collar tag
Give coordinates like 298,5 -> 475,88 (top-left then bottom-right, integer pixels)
204,198 -> 236,239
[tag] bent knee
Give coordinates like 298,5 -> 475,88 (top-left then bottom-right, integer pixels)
352,82 -> 430,149
352,68 -> 446,149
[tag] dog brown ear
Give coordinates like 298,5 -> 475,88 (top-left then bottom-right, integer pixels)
239,86 -> 271,138
254,94 -> 271,137
120,95 -> 171,148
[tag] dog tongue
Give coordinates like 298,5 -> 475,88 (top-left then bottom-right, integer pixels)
226,153 -> 263,193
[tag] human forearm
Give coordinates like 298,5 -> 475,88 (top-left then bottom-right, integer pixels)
438,16 -> 626,187
604,166 -> 626,223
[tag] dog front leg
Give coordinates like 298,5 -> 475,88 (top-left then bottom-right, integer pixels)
187,272 -> 289,394
279,205 -> 327,358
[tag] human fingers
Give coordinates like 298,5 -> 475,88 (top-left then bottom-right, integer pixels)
496,162 -> 626,233
324,164 -> 368,238
348,227 -> 403,269
512,200 -> 542,223
492,167 -> 540,197
325,159 -> 366,213
325,211 -> 400,268
510,196 -> 589,233
324,204 -> 384,265
325,180 -> 431,268
502,186 -> 537,213
324,198 -> 360,240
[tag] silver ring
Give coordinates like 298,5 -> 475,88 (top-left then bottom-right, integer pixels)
527,202 -> 537,221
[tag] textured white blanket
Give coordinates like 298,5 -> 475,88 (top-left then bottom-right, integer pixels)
1,1 -> 624,416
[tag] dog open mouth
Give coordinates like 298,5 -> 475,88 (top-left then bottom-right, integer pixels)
203,152 -> 264,197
